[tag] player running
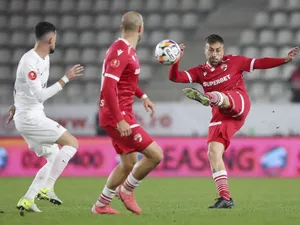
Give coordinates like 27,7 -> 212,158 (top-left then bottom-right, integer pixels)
168,34 -> 299,208
91,11 -> 163,215
7,22 -> 84,212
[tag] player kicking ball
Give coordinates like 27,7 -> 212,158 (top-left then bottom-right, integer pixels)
7,22 -> 84,212
169,34 -> 299,208
91,11 -> 163,215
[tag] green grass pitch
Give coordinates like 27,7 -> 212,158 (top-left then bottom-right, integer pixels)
0,178 -> 299,225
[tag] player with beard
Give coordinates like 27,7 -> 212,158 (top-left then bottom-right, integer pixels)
169,34 -> 299,208
91,12 -> 163,215
8,22 -> 84,212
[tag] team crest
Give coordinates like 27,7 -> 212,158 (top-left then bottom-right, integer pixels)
134,133 -> 143,142
221,64 -> 228,71
28,71 -> 37,80
110,59 -> 120,68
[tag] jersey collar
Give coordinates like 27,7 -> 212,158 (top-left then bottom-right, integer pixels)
32,49 -> 48,61
205,61 -> 215,72
118,38 -> 130,46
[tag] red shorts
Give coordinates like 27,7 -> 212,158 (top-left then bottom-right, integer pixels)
208,90 -> 251,149
102,115 -> 153,154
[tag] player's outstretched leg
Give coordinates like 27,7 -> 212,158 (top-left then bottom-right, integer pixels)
39,131 -> 78,205
92,153 -> 138,215
35,145 -> 63,205
183,88 -> 231,109
116,142 -> 163,214
16,146 -> 59,212
16,164 -> 48,212
183,88 -> 211,106
208,142 -> 234,209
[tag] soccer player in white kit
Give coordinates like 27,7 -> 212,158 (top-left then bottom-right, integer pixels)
9,22 -> 84,212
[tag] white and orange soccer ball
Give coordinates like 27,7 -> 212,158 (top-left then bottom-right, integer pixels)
155,39 -> 181,65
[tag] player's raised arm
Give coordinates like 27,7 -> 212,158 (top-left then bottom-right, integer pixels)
168,43 -> 200,83
25,61 -> 83,103
237,47 -> 299,72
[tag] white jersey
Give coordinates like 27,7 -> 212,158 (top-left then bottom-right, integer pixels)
14,49 -> 50,113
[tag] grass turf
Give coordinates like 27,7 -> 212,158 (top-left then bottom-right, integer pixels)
0,178 -> 299,225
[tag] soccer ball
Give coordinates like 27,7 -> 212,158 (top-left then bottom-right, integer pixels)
155,39 -> 181,65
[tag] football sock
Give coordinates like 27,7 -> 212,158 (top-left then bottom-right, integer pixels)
121,172 -> 141,194
44,146 -> 77,189
24,162 -> 51,201
206,91 -> 224,106
212,170 -> 231,200
96,186 -> 116,207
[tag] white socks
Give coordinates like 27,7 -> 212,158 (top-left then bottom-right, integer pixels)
96,186 -> 116,207
24,162 -> 51,201
44,146 -> 77,189
121,173 -> 141,194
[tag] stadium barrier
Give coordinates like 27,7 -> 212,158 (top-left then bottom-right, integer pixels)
0,137 -> 299,177
1,103 -> 300,136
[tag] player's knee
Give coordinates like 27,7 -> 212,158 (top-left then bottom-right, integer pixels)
71,137 -> 79,149
150,147 -> 164,165
65,136 -> 79,149
207,146 -> 222,162
219,93 -> 230,108
142,142 -> 164,165
120,161 -> 135,174
56,131 -> 79,149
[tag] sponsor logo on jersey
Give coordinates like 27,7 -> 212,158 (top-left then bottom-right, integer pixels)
28,71 -> 37,80
134,133 -> 143,142
221,64 -> 228,71
135,68 -> 140,75
117,49 -> 123,56
100,99 -> 104,107
203,74 -> 231,87
110,59 -> 120,68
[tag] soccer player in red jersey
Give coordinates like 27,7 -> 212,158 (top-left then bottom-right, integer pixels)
91,11 -> 163,215
169,34 -> 299,208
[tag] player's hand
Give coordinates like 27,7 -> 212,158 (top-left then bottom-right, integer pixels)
117,120 -> 132,137
142,97 -> 155,119
65,64 -> 84,81
285,47 -> 299,63
6,105 -> 15,125
179,43 -> 185,57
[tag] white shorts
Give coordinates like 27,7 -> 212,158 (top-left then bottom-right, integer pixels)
14,111 -> 66,156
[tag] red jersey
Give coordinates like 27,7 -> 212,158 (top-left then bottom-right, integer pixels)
99,38 -> 144,127
169,54 -> 286,148
169,54 -> 255,119
180,55 -> 255,94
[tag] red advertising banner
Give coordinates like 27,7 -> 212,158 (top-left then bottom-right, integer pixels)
0,137 -> 300,177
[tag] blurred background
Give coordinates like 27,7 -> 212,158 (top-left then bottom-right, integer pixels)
0,0 -> 300,177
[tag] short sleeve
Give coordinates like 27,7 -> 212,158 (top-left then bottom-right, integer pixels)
233,55 -> 256,73
103,42 -> 129,82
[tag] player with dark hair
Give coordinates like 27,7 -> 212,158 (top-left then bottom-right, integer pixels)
7,21 -> 84,212
34,21 -> 57,53
169,34 -> 299,208
91,12 -> 163,215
